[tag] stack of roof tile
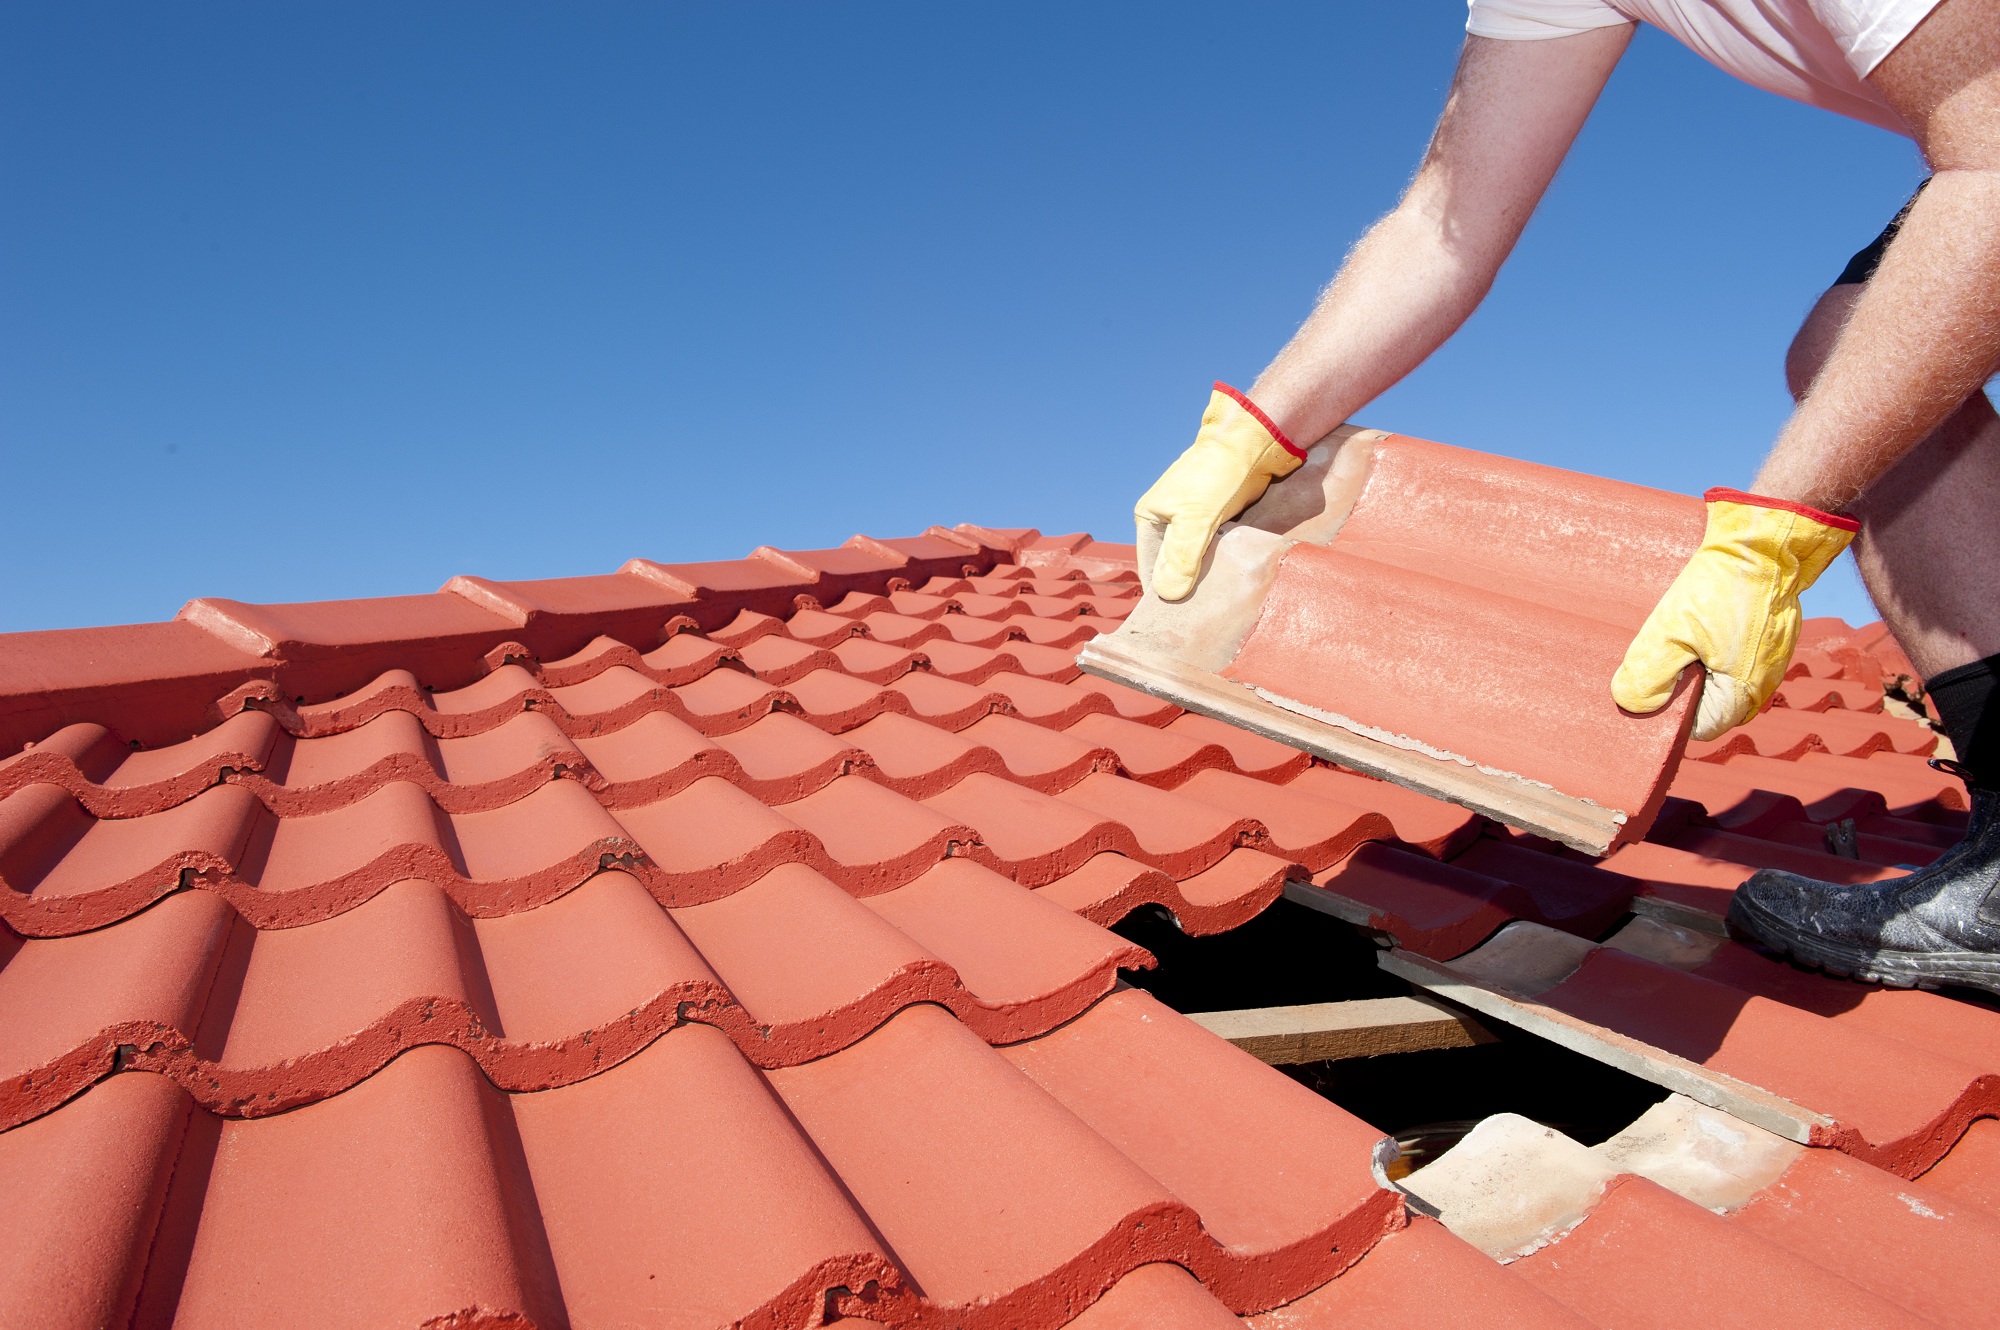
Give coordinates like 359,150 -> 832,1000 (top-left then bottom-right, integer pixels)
4,517 -> 1997,1329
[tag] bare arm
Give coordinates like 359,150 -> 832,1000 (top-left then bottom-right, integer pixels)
1752,0 -> 2000,509
1248,26 -> 1634,446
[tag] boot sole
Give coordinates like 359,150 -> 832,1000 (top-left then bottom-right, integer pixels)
1727,894 -> 2000,995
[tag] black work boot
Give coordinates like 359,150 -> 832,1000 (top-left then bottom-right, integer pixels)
1728,777 -> 2000,992
1728,652 -> 2000,991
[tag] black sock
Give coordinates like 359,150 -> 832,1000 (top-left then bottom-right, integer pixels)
1927,653 -> 2000,789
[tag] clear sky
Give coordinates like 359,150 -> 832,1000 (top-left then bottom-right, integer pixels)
1,3 -> 1926,634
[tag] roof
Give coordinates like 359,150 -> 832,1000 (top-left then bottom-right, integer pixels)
0,516 -> 1994,1329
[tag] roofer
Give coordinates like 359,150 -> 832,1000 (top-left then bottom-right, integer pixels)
1135,1 -> 2000,991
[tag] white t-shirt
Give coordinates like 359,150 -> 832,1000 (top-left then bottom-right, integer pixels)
1466,0 -> 1942,134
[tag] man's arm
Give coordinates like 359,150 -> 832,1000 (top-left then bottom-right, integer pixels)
1133,26 -> 1632,599
1751,0 -> 2000,508
1249,26 -> 1633,447
1613,0 -> 2000,740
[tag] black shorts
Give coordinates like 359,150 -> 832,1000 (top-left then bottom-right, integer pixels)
1833,179 -> 1929,286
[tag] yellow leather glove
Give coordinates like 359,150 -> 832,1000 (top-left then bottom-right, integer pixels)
1134,383 -> 1306,601
1613,488 -> 1860,741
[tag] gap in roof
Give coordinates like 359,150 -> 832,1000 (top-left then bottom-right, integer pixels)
1111,898 -> 1409,1012
1115,896 -> 1672,1156
1292,1029 -> 1672,1156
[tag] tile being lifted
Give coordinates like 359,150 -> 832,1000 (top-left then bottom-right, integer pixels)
1081,428 -> 1707,855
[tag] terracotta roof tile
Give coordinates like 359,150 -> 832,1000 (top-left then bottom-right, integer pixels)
951,712 -> 1120,789
1914,1117 -> 2000,1213
1061,1262 -> 1244,1329
1448,837 -> 1640,938
1796,750 -> 1968,815
918,637 -> 1082,683
1534,947 -> 1994,1172
999,987 -> 1403,1304
1245,1215 -> 1593,1328
1726,1143 -> 2000,1328
1508,1173 -> 1931,1328
0,1069 -> 187,1329
878,670 -> 1022,728
923,772 -> 1157,884
1223,545 -> 1687,816
1083,434 -> 1708,853
1310,843 -> 1529,960
1171,767 -> 1392,870
1063,711 -> 1236,787
1053,771 -> 1267,874
1670,756 -> 1889,825
1165,711 -> 1314,782
1686,939 -> 2000,1075
506,1026 -> 892,1330
1033,847 -> 1291,937
1774,676 -> 1886,713
0,622 -> 271,757
1284,764 -> 1484,857
1684,702 -> 1936,762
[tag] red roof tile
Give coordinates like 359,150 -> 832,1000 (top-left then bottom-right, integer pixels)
1246,1216 -> 1592,1328
1727,1129 -> 2000,1327
1533,946 -> 1996,1172
1509,1173 -> 1931,1328
1083,432 -> 1709,853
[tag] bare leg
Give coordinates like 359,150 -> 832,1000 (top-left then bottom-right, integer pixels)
1785,285 -> 2000,680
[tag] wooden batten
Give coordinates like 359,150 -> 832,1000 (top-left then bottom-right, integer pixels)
1186,994 -> 1495,1065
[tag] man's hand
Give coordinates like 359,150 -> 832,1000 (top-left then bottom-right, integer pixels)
1135,384 -> 1305,600
1613,490 -> 1858,740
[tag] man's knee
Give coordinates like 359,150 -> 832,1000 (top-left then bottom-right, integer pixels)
1785,285 -> 1863,402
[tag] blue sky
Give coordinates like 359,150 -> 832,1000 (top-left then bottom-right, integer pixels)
1,3 -> 1925,633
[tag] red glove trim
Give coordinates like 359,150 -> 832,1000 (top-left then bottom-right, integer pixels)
1704,487 -> 1861,534
1214,381 -> 1307,461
